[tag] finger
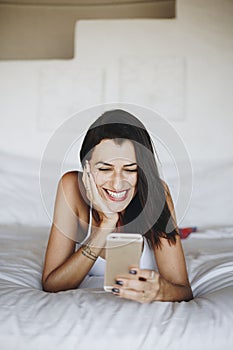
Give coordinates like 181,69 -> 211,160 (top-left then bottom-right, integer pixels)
85,170 -> 93,200
112,286 -> 151,304
82,164 -> 87,187
82,163 -> 92,201
128,267 -> 158,282
85,161 -> 117,218
82,162 -> 89,188
86,163 -> 114,214
86,162 -> 100,198
114,278 -> 152,292
114,266 -> 139,281
84,161 -> 97,195
85,160 -> 91,177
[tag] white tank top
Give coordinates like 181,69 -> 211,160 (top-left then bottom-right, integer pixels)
78,207 -> 158,276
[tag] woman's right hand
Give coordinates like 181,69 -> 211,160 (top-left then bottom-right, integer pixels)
82,161 -> 119,226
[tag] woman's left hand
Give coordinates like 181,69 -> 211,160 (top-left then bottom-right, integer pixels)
112,266 -> 161,303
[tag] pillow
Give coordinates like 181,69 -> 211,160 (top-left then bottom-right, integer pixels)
161,158 -> 233,228
0,151 -> 51,227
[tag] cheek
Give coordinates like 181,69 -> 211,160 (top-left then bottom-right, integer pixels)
127,174 -> 138,187
92,171 -> 110,185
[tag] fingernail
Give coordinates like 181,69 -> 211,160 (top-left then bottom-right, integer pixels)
129,269 -> 137,275
116,280 -> 124,286
139,276 -> 147,281
112,288 -> 120,293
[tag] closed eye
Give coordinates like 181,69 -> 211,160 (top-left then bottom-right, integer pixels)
124,169 -> 138,172
98,168 -> 137,172
98,168 -> 112,171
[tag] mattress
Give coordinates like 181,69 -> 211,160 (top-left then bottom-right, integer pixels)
0,224 -> 233,350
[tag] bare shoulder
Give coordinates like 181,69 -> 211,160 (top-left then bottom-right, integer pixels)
60,170 -> 79,181
57,170 -> 86,215
59,170 -> 80,194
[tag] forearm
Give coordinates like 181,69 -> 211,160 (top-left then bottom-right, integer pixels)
155,276 -> 193,302
43,248 -> 98,292
43,224 -> 112,292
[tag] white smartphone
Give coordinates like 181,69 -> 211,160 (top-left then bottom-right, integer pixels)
104,233 -> 143,292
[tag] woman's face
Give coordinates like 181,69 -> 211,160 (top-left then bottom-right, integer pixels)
89,139 -> 138,213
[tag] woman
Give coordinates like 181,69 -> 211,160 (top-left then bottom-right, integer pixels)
42,109 -> 193,303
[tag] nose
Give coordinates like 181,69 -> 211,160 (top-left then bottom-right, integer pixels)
110,172 -> 125,191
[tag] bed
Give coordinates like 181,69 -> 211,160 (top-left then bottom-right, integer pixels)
0,151 -> 233,350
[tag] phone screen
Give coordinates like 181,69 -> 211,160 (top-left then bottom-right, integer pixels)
104,233 -> 143,292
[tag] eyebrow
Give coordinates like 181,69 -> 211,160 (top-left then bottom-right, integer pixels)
95,162 -> 137,167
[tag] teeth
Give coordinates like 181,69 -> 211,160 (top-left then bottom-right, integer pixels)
106,189 -> 127,199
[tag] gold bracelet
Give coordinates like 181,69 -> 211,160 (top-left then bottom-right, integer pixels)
81,244 -> 98,261
82,244 -> 98,258
81,249 -> 97,261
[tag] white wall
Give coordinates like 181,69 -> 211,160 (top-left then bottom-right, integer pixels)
0,0 -> 232,163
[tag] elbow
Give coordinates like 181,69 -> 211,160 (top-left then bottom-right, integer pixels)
42,277 -> 55,293
41,274 -> 60,293
186,286 -> 194,302
158,278 -> 194,302
42,280 -> 62,293
41,275 -> 78,293
180,285 -> 193,302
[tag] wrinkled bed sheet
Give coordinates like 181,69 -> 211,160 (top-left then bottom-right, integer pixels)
0,225 -> 233,350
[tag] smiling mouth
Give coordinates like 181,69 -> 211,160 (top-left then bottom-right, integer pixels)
103,188 -> 129,202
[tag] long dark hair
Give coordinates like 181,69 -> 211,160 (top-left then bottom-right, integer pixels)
80,109 -> 178,249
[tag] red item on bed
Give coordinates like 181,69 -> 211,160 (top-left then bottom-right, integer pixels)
179,227 -> 197,239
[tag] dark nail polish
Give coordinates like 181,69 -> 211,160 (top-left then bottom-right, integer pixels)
112,288 -> 120,293
116,280 -> 124,286
139,276 -> 147,281
129,269 -> 137,275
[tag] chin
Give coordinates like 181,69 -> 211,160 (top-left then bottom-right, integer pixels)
108,204 -> 128,213
106,198 -> 133,213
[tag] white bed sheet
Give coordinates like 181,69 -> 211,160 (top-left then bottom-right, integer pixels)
0,225 -> 233,350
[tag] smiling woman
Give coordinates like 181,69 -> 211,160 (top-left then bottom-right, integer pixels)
42,109 -> 193,303
86,139 -> 138,212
